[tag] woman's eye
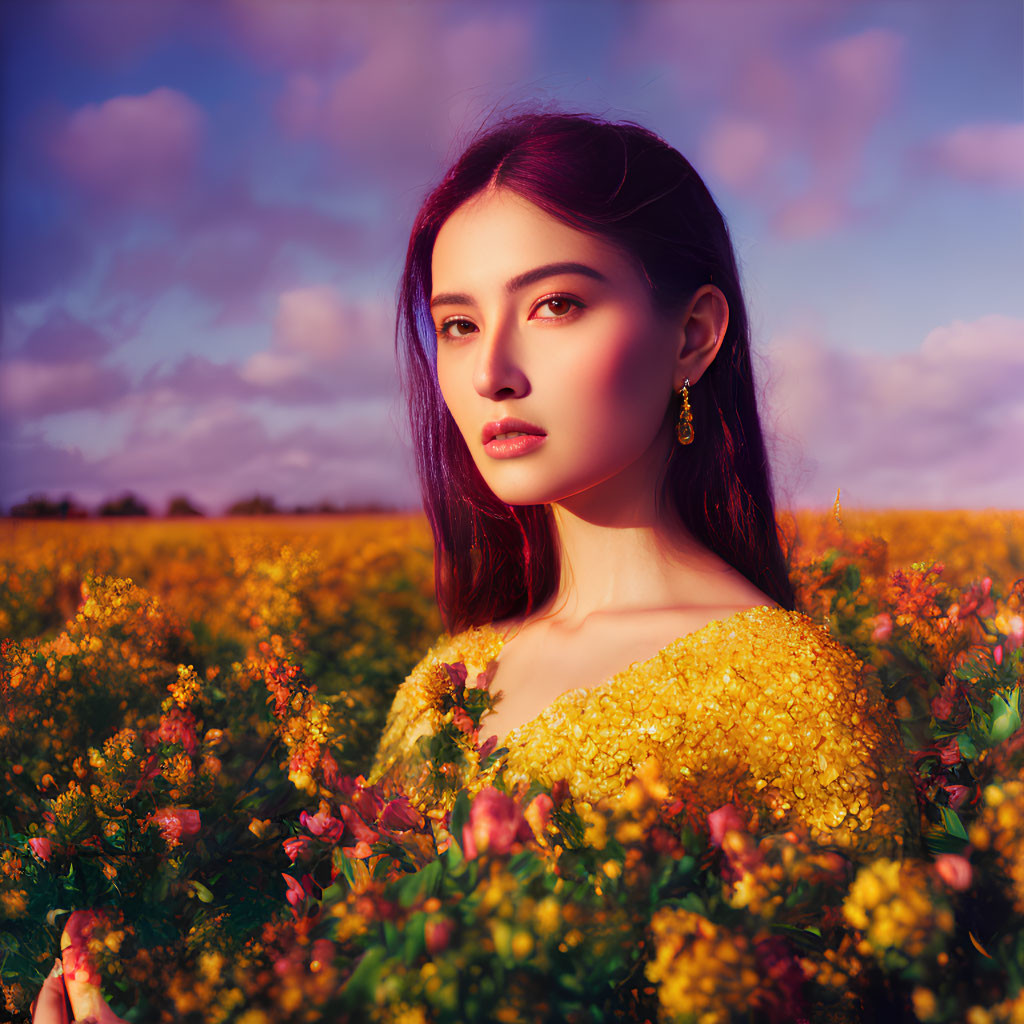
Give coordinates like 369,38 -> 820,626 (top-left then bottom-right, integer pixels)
532,296 -> 581,320
438,318 -> 477,339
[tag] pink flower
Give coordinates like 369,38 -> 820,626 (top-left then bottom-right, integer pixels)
931,685 -> 955,721
452,708 -> 475,735
934,853 -> 972,891
957,578 -> 996,620
300,807 -> 345,840
338,804 -> 380,844
310,938 -> 334,970
155,709 -> 198,755
1006,615 -> 1024,653
937,738 -> 961,766
283,836 -> 312,862
342,839 -> 374,859
462,787 -> 531,859
425,917 -> 454,954
282,872 -> 315,915
150,808 -> 200,848
28,836 -> 53,862
338,776 -> 385,823
994,644 -> 1004,666
471,662 -> 497,691
443,661 -> 468,700
379,797 -> 423,832
871,613 -> 893,643
942,784 -> 972,811
708,803 -> 746,847
525,793 -> 554,840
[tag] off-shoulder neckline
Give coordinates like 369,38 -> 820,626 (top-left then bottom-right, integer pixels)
461,604 -> 812,746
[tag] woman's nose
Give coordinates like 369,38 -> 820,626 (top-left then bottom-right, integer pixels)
472,321 -> 529,400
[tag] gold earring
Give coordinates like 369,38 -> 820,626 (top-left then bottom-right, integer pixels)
676,379 -> 694,445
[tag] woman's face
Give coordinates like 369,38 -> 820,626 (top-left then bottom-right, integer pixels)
430,187 -> 683,508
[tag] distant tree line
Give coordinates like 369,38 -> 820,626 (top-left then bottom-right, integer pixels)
5,492 -> 401,519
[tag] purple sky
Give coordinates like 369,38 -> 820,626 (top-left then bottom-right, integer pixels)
2,0 -> 1022,513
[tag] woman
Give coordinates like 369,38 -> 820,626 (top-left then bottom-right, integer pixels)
372,111 -> 915,859
31,110 -> 913,1022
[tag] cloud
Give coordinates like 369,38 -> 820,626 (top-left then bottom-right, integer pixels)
0,399 -> 420,512
0,223 -> 94,303
922,122 -> 1024,188
0,311 -> 130,418
100,185 -> 369,320
50,88 -> 205,204
0,360 -> 130,419
53,0 -> 186,68
687,27 -> 904,238
274,285 -> 352,359
268,7 -> 535,176
224,0 -> 366,70
118,288 -> 395,411
239,286 -> 394,393
15,311 -> 111,361
762,314 -> 1024,508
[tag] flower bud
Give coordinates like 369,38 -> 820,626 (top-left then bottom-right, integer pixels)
28,836 -> 53,862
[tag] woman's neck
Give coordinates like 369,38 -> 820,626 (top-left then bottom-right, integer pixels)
542,500 -> 725,628
526,433 -> 755,629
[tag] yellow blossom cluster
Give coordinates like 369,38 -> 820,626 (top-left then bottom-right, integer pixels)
971,782 -> 1024,913
646,907 -> 764,1024
843,858 -> 954,963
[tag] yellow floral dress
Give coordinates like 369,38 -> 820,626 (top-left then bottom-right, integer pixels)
371,606 -> 917,860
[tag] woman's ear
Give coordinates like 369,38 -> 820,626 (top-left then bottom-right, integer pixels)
673,285 -> 729,389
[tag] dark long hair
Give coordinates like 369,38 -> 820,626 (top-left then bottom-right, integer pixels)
398,111 -> 795,631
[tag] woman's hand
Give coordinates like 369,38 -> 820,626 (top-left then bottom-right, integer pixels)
31,911 -> 126,1024
30,960 -> 69,1024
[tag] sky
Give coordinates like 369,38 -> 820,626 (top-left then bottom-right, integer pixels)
1,0 -> 1022,514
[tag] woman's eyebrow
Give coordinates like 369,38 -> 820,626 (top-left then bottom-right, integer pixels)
506,261 -> 607,293
430,262 -> 607,310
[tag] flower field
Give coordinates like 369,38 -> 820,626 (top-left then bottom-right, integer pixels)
1,509 -> 1023,1022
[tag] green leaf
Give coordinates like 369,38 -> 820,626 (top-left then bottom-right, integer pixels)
956,732 -> 979,760
189,880 -> 214,903
342,947 -> 387,1007
449,789 -> 471,855
937,806 -> 968,841
402,913 -> 425,963
989,689 -> 1021,744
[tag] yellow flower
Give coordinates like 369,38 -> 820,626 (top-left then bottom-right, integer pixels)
646,908 -> 762,1023
843,859 -> 953,962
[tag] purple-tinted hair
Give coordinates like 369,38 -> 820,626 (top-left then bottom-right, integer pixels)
398,111 -> 795,631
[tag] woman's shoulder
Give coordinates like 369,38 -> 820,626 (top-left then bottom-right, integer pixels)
658,605 -> 865,685
369,625 -> 503,783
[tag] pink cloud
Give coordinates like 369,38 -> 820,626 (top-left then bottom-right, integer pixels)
276,74 -> 323,137
224,0 -> 366,70
240,286 -> 392,388
17,311 -> 110,361
924,122 -> 1024,188
762,314 -> 1024,508
274,286 -> 361,358
1,399 -> 418,512
101,185 -> 370,320
695,28 -> 904,238
699,118 -> 775,193
268,8 -> 535,170
0,311 -> 130,418
50,88 -> 205,204
0,359 -> 130,418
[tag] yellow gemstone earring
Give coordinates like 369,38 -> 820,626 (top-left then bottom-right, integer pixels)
676,379 -> 694,445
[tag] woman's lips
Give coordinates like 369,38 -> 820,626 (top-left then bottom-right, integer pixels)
481,418 -> 546,459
